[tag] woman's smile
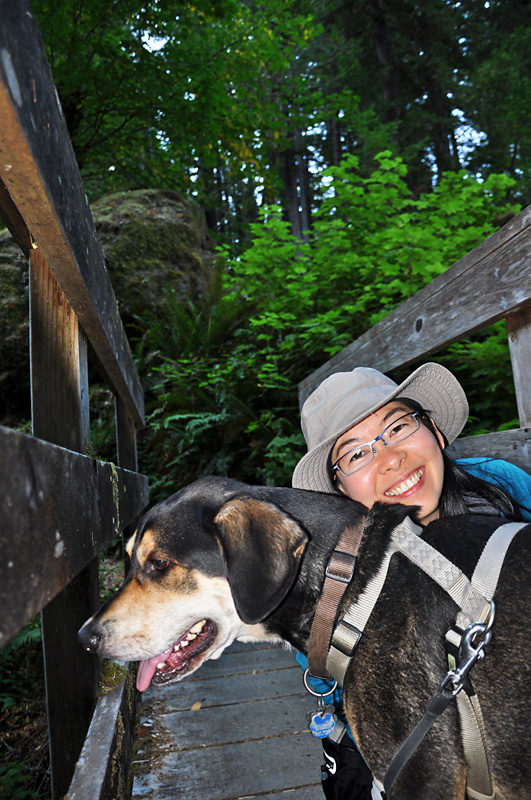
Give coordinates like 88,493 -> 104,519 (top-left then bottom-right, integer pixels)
384,467 -> 424,498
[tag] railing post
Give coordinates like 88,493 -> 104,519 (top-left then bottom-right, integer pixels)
30,247 -> 100,799
507,305 -> 531,428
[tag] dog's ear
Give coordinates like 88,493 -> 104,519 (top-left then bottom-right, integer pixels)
213,496 -> 308,624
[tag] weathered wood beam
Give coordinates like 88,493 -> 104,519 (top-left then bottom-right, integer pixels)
0,424 -> 148,649
299,205 -> 531,404
447,428 -> 531,471
0,0 -> 144,426
67,670 -> 138,800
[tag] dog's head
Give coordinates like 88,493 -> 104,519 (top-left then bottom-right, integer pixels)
78,478 -> 309,690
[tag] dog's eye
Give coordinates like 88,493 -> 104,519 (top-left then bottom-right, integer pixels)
147,558 -> 170,572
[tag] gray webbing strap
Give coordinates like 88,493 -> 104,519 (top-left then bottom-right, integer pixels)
327,516 -> 492,684
456,691 -> 494,800
451,521 -> 526,800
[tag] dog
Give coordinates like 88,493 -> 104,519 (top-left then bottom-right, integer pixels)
78,476 -> 531,799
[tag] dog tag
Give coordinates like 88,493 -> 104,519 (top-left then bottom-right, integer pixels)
306,698 -> 336,738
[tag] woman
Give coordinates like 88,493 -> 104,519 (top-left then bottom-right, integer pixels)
291,362 -> 531,800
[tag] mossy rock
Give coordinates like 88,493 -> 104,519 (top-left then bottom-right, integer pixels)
0,189 -> 215,424
92,188 -> 215,332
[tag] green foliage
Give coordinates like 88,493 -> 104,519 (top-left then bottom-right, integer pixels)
0,618 -> 42,711
0,762 -> 41,800
139,152 -> 520,494
34,0 -> 317,203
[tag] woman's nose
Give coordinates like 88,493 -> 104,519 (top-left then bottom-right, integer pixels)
376,443 -> 406,471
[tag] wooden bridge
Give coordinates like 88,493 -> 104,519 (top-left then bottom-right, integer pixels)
130,641 -> 323,800
1,3 -> 531,800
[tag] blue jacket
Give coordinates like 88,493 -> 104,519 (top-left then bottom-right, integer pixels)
297,457 -> 531,712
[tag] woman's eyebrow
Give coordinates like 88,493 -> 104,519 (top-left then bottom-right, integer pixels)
381,405 -> 410,423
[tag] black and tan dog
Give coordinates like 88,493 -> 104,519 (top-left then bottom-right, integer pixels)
79,477 -> 531,799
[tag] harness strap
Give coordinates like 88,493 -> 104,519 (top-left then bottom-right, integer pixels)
307,521 -> 364,679
327,516 -> 493,684
326,527 -> 399,682
450,520 -> 526,800
456,690 -> 493,800
383,520 -> 526,799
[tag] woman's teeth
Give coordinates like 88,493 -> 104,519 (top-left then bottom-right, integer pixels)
385,469 -> 423,497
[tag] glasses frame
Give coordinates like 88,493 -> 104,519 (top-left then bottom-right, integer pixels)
332,411 -> 421,478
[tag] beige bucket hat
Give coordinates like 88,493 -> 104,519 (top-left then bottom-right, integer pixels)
292,362 -> 468,493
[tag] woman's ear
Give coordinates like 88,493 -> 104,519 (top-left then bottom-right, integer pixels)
430,418 -> 446,450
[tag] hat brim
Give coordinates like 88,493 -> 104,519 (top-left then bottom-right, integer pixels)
292,362 -> 468,493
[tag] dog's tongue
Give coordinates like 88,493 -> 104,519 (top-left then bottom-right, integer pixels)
136,647 -> 172,692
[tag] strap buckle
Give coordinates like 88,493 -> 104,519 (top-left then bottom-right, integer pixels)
325,550 -> 356,583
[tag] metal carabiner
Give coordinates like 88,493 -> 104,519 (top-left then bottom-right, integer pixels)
440,601 -> 496,695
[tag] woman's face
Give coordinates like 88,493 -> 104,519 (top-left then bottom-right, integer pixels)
331,401 -> 445,525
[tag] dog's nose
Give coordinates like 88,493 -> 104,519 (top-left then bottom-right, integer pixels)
77,621 -> 102,653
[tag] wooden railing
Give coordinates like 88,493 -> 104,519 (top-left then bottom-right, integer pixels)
0,3 -> 148,799
299,205 -> 531,470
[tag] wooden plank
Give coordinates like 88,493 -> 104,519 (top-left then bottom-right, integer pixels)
447,428 -> 531,471
67,670 -> 137,800
132,732 -> 322,799
0,424 -> 148,648
41,564 -> 101,800
139,692 -> 316,749
0,175 -> 31,255
116,394 -> 139,473
0,1 -> 144,426
145,666 -> 305,714
507,306 -> 531,427
30,249 -> 90,448
299,205 -> 531,404
237,790 -> 325,799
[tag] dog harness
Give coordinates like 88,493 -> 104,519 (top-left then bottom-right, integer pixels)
313,516 -> 526,800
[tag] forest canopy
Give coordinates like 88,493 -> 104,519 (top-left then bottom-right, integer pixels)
34,0 -> 531,243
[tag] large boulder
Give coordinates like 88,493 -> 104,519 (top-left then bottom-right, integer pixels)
0,189 -> 214,424
91,188 -> 215,330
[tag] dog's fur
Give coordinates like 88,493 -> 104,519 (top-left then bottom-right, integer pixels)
79,477 -> 531,799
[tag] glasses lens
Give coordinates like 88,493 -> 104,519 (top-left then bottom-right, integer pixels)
337,445 -> 374,476
381,413 -> 419,445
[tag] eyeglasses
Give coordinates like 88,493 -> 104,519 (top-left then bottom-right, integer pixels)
332,412 -> 420,477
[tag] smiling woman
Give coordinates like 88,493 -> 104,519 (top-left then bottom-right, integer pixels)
292,361 -> 531,800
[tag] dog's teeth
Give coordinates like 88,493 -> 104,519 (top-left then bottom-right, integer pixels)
190,620 -> 206,634
186,632 -> 196,641
181,640 -> 190,647
156,662 -> 166,669
173,644 -> 180,652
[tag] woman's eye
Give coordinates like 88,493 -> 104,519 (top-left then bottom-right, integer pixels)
349,448 -> 368,462
389,423 -> 406,436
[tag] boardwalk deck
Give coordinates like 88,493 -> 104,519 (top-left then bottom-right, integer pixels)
131,641 -> 324,799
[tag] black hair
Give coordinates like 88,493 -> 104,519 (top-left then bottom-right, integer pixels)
396,398 -> 522,521
327,396 -> 523,521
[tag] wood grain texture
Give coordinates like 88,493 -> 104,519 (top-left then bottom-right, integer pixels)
0,425 -> 148,648
507,307 -> 531,427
